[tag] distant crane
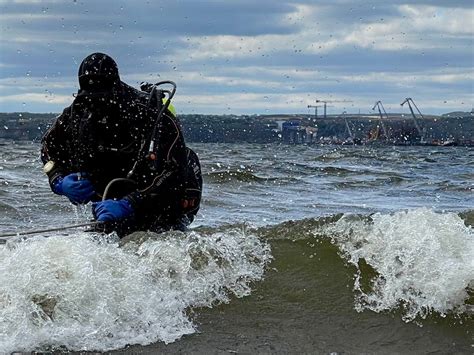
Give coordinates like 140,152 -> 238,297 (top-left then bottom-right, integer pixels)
400,98 -> 425,142
372,100 -> 390,139
315,99 -> 353,118
342,111 -> 354,141
307,105 -> 323,119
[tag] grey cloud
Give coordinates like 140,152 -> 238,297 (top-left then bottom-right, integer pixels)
295,0 -> 473,8
1,0 -> 298,36
0,0 -> 471,114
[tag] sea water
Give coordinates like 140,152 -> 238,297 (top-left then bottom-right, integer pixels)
0,141 -> 472,353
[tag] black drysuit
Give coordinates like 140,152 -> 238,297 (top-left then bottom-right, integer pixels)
41,82 -> 201,236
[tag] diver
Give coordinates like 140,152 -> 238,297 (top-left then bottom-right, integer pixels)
41,52 -> 202,237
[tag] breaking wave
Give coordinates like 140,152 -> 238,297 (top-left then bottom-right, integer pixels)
1,207 -> 472,353
0,229 -> 272,353
256,208 -> 473,322
317,208 -> 474,322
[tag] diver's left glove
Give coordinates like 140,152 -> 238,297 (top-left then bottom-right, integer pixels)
52,173 -> 96,205
92,199 -> 134,222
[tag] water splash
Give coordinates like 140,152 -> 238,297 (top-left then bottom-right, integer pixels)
0,229 -> 271,353
321,208 -> 474,322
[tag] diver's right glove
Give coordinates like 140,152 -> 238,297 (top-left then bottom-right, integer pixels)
92,199 -> 134,222
51,173 -> 96,205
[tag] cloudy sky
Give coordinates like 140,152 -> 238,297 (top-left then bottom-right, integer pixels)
0,0 -> 472,115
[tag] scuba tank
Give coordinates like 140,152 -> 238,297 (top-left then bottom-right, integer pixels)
102,80 -> 202,219
127,80 -> 177,178
135,80 -> 202,218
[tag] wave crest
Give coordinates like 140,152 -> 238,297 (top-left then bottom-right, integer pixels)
0,229 -> 272,353
319,208 -> 474,322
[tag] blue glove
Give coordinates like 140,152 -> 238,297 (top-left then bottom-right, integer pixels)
52,173 -> 96,204
92,199 -> 134,222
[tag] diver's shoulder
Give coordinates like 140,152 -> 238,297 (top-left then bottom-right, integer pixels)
119,81 -> 150,103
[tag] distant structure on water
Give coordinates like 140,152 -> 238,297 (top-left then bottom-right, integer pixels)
0,104 -> 472,146
279,98 -> 474,146
280,120 -> 317,144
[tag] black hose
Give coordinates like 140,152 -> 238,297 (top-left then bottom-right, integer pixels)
101,178 -> 137,201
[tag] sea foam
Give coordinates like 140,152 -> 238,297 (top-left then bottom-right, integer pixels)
0,229 -> 271,353
322,208 -> 474,321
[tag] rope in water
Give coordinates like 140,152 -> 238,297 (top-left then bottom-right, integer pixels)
0,171 -> 132,240
0,222 -> 99,239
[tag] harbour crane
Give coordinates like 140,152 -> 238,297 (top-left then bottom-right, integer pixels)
315,99 -> 353,118
372,100 -> 390,139
307,105 -> 323,119
340,111 -> 360,145
400,98 -> 425,143
342,111 -> 354,141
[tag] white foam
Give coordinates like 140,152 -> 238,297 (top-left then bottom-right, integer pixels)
0,229 -> 271,353
323,208 -> 474,321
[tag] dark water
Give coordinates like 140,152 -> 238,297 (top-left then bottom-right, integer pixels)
0,140 -> 473,354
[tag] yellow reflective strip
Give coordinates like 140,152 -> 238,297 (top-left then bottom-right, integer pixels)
163,99 -> 176,116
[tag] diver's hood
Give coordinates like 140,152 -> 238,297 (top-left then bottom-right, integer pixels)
78,52 -> 120,93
